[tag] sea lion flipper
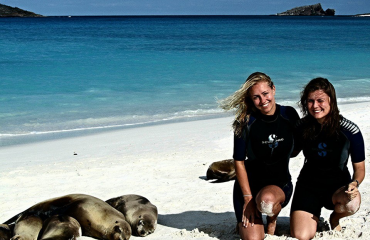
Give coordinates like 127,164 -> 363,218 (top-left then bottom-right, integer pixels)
3,212 -> 23,225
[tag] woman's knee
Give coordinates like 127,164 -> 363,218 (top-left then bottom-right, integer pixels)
290,221 -> 316,240
336,196 -> 361,214
290,229 -> 316,240
256,187 -> 284,216
238,222 -> 264,240
257,200 -> 275,216
290,211 -> 318,240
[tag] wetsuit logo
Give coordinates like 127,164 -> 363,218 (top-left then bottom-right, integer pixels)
317,142 -> 327,157
268,134 -> 278,149
262,134 -> 284,157
262,134 -> 284,148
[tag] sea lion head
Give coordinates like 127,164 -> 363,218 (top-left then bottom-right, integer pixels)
110,220 -> 131,240
133,214 -> 157,237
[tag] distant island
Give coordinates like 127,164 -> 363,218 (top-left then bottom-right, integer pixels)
0,3 -> 43,17
277,3 -> 335,16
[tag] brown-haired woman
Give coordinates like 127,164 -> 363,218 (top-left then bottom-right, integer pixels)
220,72 -> 300,239
290,77 -> 365,240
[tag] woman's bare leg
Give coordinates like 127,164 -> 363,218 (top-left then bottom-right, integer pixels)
255,185 -> 286,235
290,210 -> 318,240
331,185 -> 361,230
238,218 -> 265,240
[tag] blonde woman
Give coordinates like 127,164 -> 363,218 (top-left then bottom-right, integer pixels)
220,72 -> 300,239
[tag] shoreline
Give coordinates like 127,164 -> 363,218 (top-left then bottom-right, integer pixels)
2,97 -> 369,148
0,101 -> 369,239
0,112 -> 233,148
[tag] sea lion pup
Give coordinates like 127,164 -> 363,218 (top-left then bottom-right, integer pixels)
0,224 -> 12,240
3,194 -> 131,240
106,195 -> 158,237
39,215 -> 81,240
206,159 -> 236,182
11,215 -> 43,240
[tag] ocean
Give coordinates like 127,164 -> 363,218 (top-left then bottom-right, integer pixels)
1,16 -> 370,146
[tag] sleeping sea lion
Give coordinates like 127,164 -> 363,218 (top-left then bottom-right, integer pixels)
0,224 -> 12,240
39,215 -> 81,240
3,194 -> 131,240
106,195 -> 158,237
206,159 -> 236,182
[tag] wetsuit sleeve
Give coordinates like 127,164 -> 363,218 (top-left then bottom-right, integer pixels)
293,119 -> 304,152
285,106 -> 300,124
350,130 -> 365,163
233,133 -> 247,161
284,106 -> 302,152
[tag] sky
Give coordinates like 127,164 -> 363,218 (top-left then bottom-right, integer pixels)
1,0 -> 369,16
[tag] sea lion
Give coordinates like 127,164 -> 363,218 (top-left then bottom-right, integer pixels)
206,159 -> 236,182
0,224 -> 12,240
106,195 -> 158,237
39,215 -> 81,240
3,194 -> 131,240
11,215 -> 43,240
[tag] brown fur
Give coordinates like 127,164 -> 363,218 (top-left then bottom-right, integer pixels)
4,194 -> 131,240
11,215 -> 43,240
106,195 -> 157,237
0,224 -> 12,240
206,159 -> 236,182
39,215 -> 81,240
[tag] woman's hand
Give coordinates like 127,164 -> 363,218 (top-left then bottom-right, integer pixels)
345,181 -> 359,201
241,196 -> 260,228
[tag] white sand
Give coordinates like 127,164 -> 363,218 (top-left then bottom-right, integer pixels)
0,102 -> 369,240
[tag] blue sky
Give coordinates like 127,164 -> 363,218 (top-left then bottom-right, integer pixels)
1,0 -> 369,16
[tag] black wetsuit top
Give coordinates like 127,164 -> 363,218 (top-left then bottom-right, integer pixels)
233,104 -> 300,188
295,116 -> 365,186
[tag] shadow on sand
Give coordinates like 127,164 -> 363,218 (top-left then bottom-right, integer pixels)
159,211 -> 237,239
158,211 -> 324,239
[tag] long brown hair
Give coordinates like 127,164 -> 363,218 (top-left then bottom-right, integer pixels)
219,72 -> 274,136
299,77 -> 341,139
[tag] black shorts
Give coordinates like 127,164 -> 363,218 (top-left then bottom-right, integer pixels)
233,180 -> 293,223
290,181 -> 342,218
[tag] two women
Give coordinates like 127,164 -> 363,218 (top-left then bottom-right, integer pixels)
222,73 -> 365,240
220,72 -> 300,239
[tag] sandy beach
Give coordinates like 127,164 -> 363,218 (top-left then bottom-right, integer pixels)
0,101 -> 369,240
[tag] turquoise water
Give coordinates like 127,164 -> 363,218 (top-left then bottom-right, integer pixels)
1,16 -> 370,146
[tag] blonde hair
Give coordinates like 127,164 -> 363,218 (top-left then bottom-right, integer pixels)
219,72 -> 274,136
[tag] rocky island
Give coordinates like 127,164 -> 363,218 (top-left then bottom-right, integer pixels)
277,3 -> 335,16
0,3 -> 43,17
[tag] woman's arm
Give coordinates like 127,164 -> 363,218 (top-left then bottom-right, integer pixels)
352,161 -> 365,186
346,161 -> 365,199
234,160 -> 259,227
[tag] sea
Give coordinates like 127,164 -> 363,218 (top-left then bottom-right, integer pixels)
1,15 -> 370,147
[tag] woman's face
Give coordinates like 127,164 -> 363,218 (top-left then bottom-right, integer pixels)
249,81 -> 276,115
307,90 -> 331,124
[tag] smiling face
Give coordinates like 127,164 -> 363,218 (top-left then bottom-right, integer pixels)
249,81 -> 276,115
307,90 -> 331,124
